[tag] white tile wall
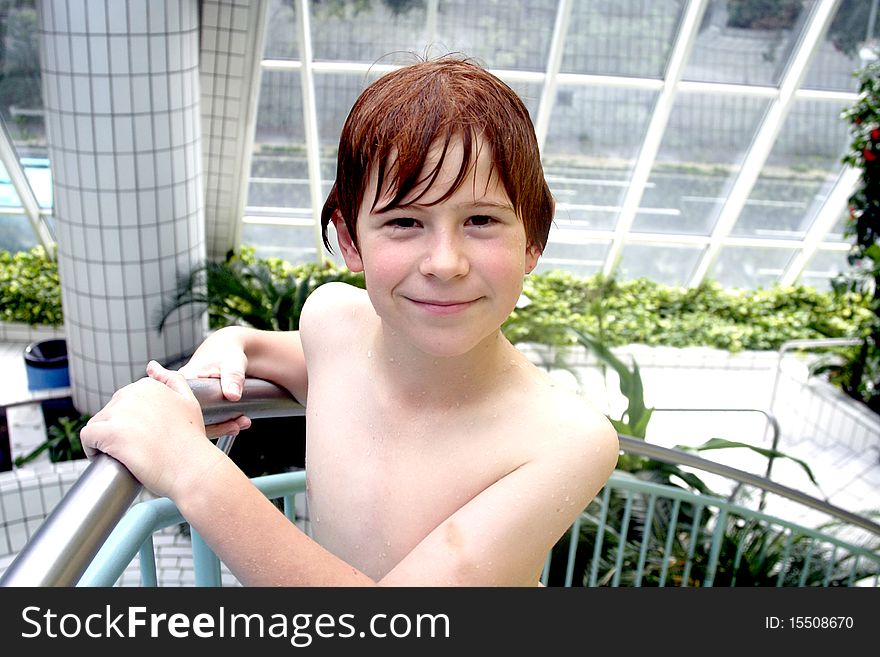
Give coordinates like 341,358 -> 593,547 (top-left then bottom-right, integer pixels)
39,0 -> 206,415
200,0 -> 270,260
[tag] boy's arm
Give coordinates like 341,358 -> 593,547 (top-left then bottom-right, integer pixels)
381,412 -> 619,586
178,325 -> 308,405
81,366 -> 375,586
178,281 -> 355,406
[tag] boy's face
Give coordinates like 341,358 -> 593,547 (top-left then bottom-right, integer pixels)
334,137 -> 540,358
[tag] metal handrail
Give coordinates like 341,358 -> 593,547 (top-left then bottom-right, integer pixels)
1,377 -> 877,587
617,435 -> 880,536
0,378 -> 304,587
768,337 -> 863,419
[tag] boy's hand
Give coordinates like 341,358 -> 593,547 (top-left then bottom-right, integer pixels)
174,328 -> 252,438
81,363 -> 225,500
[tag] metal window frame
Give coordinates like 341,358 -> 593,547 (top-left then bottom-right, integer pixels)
245,0 -> 855,290
0,115 -> 55,257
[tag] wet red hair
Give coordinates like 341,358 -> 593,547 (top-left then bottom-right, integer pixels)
320,57 -> 554,252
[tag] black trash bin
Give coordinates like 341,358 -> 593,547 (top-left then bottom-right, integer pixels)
24,339 -> 70,390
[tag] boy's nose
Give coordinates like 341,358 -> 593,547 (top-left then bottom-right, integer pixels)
419,232 -> 470,280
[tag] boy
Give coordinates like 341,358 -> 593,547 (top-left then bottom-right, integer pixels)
82,58 -> 618,586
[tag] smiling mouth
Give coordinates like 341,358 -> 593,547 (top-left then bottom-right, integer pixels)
405,297 -> 480,314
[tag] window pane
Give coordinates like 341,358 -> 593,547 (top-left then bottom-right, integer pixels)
313,72 -> 379,150
311,0 -> 430,63
0,1 -> 45,148
250,68 -> 310,210
683,0 -> 815,86
829,208 -> 849,242
803,0 -> 879,92
798,248 -> 850,291
712,246 -> 796,288
0,213 -> 40,252
637,93 -> 770,235
537,239 -> 608,278
732,98 -> 849,239
248,154 -> 310,209
242,222 -> 319,263
544,87 -> 657,230
254,70 -> 304,145
436,0 -> 557,71
263,0 -> 299,60
561,0 -> 682,78
618,243 -> 703,286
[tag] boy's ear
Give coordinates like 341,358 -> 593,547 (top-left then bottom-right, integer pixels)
524,244 -> 541,275
524,197 -> 554,274
332,211 -> 364,272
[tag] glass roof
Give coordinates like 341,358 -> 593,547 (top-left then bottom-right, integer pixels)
1,0 -> 877,292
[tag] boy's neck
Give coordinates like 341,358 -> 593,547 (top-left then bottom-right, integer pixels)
370,324 -> 522,409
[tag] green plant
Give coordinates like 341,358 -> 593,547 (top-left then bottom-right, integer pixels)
157,246 -> 365,332
549,502 -> 878,587
832,55 -> 880,414
544,329 -> 839,586
570,328 -> 820,493
13,414 -> 89,467
503,272 -> 872,352
0,246 -> 62,326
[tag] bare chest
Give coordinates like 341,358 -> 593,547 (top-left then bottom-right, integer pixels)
302,390 -> 526,579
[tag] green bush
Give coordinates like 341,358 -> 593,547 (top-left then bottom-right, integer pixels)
834,55 -> 880,414
0,246 -> 62,326
503,271 -> 872,352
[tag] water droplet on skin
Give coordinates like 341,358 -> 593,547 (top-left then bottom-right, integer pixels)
367,350 -> 372,358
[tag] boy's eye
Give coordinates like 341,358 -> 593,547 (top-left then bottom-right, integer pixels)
468,215 -> 496,227
385,218 -> 419,229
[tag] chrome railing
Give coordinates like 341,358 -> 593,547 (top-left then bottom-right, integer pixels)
1,377 -> 877,587
0,378 -> 304,587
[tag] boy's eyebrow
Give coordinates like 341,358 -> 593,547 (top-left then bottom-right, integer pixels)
378,199 -> 516,213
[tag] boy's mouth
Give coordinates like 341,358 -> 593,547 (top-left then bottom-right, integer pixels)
404,297 -> 481,315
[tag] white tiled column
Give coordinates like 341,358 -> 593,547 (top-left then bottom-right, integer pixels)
38,0 -> 206,415
200,0 -> 269,260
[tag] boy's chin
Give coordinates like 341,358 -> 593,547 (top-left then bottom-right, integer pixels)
413,331 -> 504,359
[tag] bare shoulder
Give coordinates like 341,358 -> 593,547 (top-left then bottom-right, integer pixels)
299,282 -> 372,342
518,369 -> 619,493
302,281 -> 369,315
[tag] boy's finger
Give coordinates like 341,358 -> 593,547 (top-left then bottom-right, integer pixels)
146,360 -> 196,399
220,352 -> 248,401
205,415 -> 250,439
